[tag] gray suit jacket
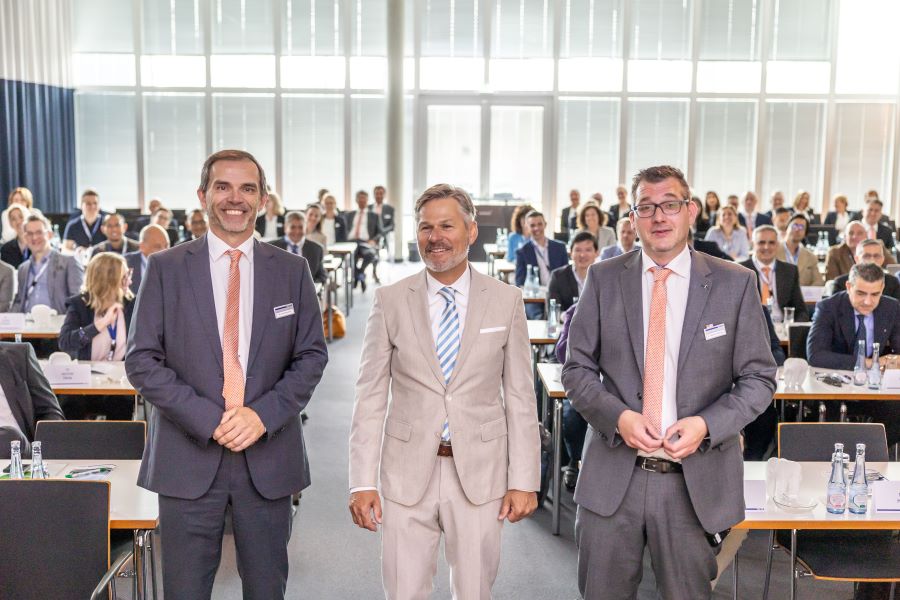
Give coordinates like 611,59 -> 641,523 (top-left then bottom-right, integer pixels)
125,237 -> 328,500
0,342 -> 65,441
0,260 -> 14,312
561,249 -> 776,533
12,251 -> 84,314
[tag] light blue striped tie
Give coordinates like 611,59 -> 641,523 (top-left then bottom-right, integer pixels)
436,286 -> 459,442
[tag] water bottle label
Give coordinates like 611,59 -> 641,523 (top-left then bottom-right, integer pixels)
850,494 -> 867,512
828,493 -> 846,509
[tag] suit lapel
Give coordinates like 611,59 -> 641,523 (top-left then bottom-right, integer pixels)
873,302 -> 891,351
677,250 -> 712,373
621,251 -> 645,376
247,240 -> 273,373
838,295 -> 858,352
448,269 -> 489,386
775,261 -> 790,309
185,238 -> 224,371
407,272 -> 447,387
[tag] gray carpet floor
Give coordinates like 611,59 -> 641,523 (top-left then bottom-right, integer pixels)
149,261 -> 855,599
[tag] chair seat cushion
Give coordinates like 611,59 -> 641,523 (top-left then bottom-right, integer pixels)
778,530 -> 900,580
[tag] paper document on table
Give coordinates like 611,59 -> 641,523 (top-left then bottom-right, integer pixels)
801,286 -> 825,303
883,369 -> 900,391
90,362 -> 116,375
873,481 -> 900,512
743,480 -> 767,511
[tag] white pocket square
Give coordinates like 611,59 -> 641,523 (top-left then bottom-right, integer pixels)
479,326 -> 506,334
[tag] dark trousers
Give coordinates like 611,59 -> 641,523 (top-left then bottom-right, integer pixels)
352,241 -> 378,281
562,399 -> 588,468
743,403 -> 777,460
158,451 -> 292,600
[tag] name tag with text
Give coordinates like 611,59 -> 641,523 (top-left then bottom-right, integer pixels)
703,323 -> 727,341
273,304 -> 295,319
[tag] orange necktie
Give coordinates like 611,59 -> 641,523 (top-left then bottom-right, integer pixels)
222,249 -> 244,411
643,267 -> 672,436
869,226 -> 877,240
760,266 -> 771,306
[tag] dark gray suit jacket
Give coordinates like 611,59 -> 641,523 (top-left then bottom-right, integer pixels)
12,251 -> 84,313
561,249 -> 776,533
0,342 -> 64,442
124,251 -> 144,297
125,236 -> 328,500
0,260 -> 13,311
268,238 -> 327,284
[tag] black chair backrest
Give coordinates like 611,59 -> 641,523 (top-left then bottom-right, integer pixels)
787,323 -> 811,360
778,423 -> 889,462
0,480 -> 109,599
35,420 -> 146,459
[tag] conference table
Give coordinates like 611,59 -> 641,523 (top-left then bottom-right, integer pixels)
482,243 -> 507,277
1,459 -> 159,599
775,366 -> 900,422
0,314 -> 65,341
537,363 -> 567,536
38,360 -> 136,396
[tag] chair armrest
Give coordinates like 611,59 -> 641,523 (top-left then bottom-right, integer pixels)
90,548 -> 134,600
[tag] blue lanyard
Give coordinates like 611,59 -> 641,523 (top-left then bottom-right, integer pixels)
106,319 -> 118,360
81,217 -> 101,242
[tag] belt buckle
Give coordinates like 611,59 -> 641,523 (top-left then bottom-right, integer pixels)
640,457 -> 655,472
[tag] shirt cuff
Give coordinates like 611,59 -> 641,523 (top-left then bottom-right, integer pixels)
350,486 -> 378,494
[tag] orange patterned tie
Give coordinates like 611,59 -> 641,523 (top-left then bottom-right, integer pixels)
760,266 -> 771,306
222,249 -> 244,411
643,267 -> 672,436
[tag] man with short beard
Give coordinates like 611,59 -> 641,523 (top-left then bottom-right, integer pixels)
349,183 -> 540,599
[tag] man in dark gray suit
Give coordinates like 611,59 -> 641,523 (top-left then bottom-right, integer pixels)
0,259 -> 13,311
125,149 -> 328,599
268,210 -> 327,284
11,215 -> 83,314
124,224 -> 171,296
562,165 -> 776,599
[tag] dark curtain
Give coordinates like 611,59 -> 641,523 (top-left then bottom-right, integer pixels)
0,78 -> 76,213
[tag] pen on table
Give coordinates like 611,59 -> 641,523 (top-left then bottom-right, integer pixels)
65,468 -> 112,478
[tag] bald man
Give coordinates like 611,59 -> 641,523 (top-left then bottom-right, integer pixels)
125,224 -> 170,296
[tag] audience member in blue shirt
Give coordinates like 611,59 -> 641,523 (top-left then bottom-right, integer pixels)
506,203 -> 535,260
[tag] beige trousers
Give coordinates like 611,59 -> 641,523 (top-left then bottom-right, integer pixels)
381,456 -> 504,600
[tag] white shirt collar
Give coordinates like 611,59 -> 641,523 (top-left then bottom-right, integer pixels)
641,244 -> 691,279
283,235 -> 304,247
207,228 -> 255,262
752,256 -> 776,272
425,264 -> 471,300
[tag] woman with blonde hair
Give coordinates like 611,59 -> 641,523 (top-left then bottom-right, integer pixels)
305,203 -> 328,248
577,201 -> 616,249
704,205 -> 750,262
0,204 -> 31,267
255,191 -> 286,240
791,190 -> 818,224
2,186 -> 41,242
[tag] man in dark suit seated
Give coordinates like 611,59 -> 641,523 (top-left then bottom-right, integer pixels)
62,189 -> 108,250
269,211 -> 327,284
515,210 -> 568,319
827,239 -> 900,302
740,225 -> 810,322
825,220 -> 867,281
599,218 -> 638,260
860,199 -> 896,256
124,224 -> 170,296
0,341 -> 65,457
371,185 -> 395,255
549,230 -> 598,312
739,191 -> 772,235
344,190 -> 380,291
182,208 -> 209,243
559,188 -> 580,238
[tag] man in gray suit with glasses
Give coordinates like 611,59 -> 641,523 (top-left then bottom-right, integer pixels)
562,165 -> 776,599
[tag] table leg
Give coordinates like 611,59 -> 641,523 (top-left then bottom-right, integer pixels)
552,398 -> 563,536
762,530 -> 775,600
133,529 -> 147,600
732,551 -> 739,600
789,529 -> 797,600
326,272 -> 334,343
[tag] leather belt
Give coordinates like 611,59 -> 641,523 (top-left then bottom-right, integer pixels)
437,442 -> 453,457
636,456 -> 682,474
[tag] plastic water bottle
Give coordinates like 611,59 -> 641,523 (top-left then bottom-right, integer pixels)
826,449 -> 847,514
853,340 -> 868,386
51,223 -> 61,250
547,299 -> 560,337
29,441 -> 46,479
9,440 -> 25,479
848,443 -> 868,514
868,342 -> 882,390
525,265 -> 537,298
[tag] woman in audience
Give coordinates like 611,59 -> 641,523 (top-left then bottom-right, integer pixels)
577,202 -> 616,249
607,185 -> 631,230
58,252 -> 135,420
506,203 -> 535,260
255,191 -> 286,240
705,205 -> 750,262
704,190 -> 721,226
791,189 -> 818,223
321,194 -> 346,245
305,203 -> 328,248
691,196 -> 711,238
824,194 -> 852,232
0,204 -> 30,268
2,187 -> 40,243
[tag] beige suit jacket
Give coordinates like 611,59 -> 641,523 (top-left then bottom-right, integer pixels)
349,267 -> 540,507
776,244 -> 824,286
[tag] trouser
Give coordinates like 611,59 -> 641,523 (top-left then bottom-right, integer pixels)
353,241 -> 378,280
158,451 -> 292,600
562,399 -> 588,468
381,456 -> 504,600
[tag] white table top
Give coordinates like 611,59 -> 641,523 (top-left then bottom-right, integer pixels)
0,314 -> 65,338
328,242 -> 357,255
39,360 -> 136,395
775,367 -> 900,400
2,459 -> 157,529
528,320 -> 559,345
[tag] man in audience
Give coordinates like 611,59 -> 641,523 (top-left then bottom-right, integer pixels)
776,213 -> 824,286
740,191 -> 772,236
740,225 -> 810,322
765,190 -> 785,218
269,211 -> 327,284
125,224 -> 170,296
600,218 -> 638,260
371,185 -> 394,252
0,341 -> 64,457
133,197 -> 163,234
562,165 -> 775,600
151,206 -> 180,247
348,183 -> 539,599
560,189 -> 580,237
126,149 -> 328,599
0,259 -> 13,311
345,190 -> 380,291
515,211 -> 568,318
183,208 -> 209,242
12,215 -> 83,313
63,189 -> 107,250
90,213 -> 139,256
771,206 -> 791,239
828,239 -> 900,302
861,199 -> 896,253
825,220 -> 867,281
549,230 -> 598,311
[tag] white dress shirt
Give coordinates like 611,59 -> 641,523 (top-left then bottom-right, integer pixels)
207,230 -> 255,378
639,245 -> 692,460
323,217 -> 337,246
752,257 -> 781,321
0,383 -> 23,436
349,211 -> 371,242
263,215 -> 280,239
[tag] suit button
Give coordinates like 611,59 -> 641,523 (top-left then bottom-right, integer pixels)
445,394 -> 452,402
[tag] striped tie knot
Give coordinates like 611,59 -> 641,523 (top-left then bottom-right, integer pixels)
438,286 -> 455,304
226,249 -> 242,263
652,266 -> 672,283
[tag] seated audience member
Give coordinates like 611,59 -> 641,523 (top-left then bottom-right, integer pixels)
704,190 -> 721,225
63,189 -> 107,250
515,211 -> 568,319
269,211 -> 327,284
704,205 -> 750,261
824,194 -> 853,232
559,188 -> 580,238
607,185 -> 631,230
151,206 -> 179,247
321,194 -> 346,246
740,225 -> 810,322
344,190 -> 380,291
726,193 -> 740,210
828,239 -> 900,302
765,190 -> 785,218
825,220 -> 867,281
791,189 -> 818,224
771,206 -> 791,240
742,306 -> 786,460
370,185 -> 395,252
506,203 -> 535,260
599,218 -> 638,260
0,204 -> 29,268
0,341 -> 64,457
182,208 -> 208,242
690,196 -> 711,238
860,199 -> 896,254
132,198 -> 163,235
740,191 -> 772,237
776,213 -> 824,286
58,253 -> 135,421
305,203 -> 328,248
2,187 -> 41,243
554,303 -> 587,491
90,213 -> 139,256
255,191 -> 286,240
853,189 -> 891,224
691,231 -> 733,261
124,224 -> 170,296
576,201 -> 615,250
549,231 -> 598,312
12,215 -> 84,314
0,259 -> 13,311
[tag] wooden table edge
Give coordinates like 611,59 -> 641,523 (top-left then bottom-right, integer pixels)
112,518 -> 159,530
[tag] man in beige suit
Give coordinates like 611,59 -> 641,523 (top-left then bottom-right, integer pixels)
349,183 -> 540,599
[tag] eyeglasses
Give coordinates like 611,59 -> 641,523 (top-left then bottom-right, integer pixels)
632,200 -> 689,219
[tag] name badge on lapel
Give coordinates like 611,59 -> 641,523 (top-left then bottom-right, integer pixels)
273,303 -> 295,319
703,323 -> 726,341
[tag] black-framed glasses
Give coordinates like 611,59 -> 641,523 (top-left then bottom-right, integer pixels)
631,200 -> 689,219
